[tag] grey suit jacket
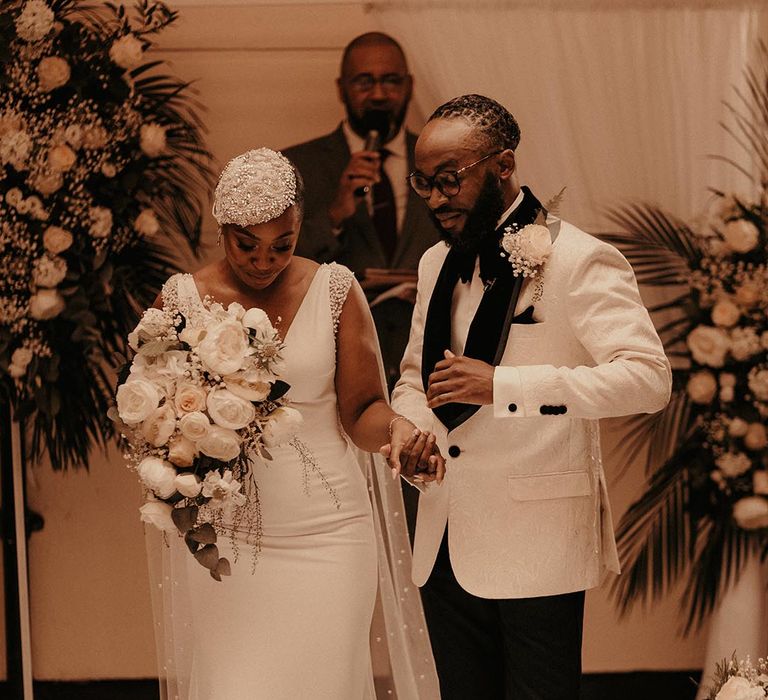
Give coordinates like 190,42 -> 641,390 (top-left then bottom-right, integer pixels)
283,124 -> 439,278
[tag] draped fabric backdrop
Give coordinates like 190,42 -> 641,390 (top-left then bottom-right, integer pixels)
369,0 -> 764,231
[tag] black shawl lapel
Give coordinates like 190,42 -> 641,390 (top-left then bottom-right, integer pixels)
422,187 -> 544,432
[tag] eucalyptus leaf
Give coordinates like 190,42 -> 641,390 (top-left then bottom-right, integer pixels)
171,504 -> 198,534
194,543 -> 219,570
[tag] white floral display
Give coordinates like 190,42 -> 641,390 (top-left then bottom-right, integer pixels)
114,297 -> 303,579
0,0 -> 212,470
704,654 -> 768,700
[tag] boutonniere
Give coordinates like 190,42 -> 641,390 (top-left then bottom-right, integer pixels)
500,216 -> 552,303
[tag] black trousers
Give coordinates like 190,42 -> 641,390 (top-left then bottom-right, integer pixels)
420,532 -> 585,700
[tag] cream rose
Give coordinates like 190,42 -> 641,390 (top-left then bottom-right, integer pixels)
15,0 -> 54,42
207,388 -> 256,430
744,423 -> 768,451
138,500 -> 176,532
227,302 -> 246,320
109,33 -> 144,69
262,406 -> 303,447
37,56 -> 70,92
28,288 -> 65,319
728,417 -> 749,438
88,206 -> 113,238
32,255 -> 67,288
173,384 -> 206,414
686,371 -> 717,404
141,404 -> 177,447
516,224 -> 552,265
140,123 -> 167,158
167,435 -> 197,468
179,325 -> 206,348
116,378 -> 161,423
137,456 -> 177,499
134,208 -> 160,237
735,281 -> 761,308
723,219 -> 759,254
197,425 -> 241,462
225,377 -> 271,402
197,319 -> 249,375
748,368 -> 768,402
47,143 -> 76,172
174,472 -> 202,498
711,299 -> 741,328
242,307 -> 272,332
32,170 -> 63,195
716,451 -> 752,478
732,497 -> 768,531
686,326 -> 730,368
179,411 -> 210,442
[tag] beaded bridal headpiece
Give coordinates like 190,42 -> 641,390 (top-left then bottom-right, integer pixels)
212,148 -> 297,227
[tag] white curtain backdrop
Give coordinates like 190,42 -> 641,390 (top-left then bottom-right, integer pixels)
370,0 -> 764,231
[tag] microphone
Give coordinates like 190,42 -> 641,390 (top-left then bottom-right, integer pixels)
354,129 -> 381,197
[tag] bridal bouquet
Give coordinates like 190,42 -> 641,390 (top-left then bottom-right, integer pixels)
704,654 -> 768,700
113,296 -> 302,580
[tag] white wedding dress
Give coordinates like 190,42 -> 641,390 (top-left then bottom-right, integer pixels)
147,263 -> 440,700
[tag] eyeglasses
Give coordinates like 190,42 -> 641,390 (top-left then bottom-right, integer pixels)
347,73 -> 408,93
407,151 -> 501,198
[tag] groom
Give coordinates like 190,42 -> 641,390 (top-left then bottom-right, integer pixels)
390,94 -> 671,698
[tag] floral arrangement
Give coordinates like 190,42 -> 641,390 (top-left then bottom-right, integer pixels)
0,0 -> 213,470
604,43 -> 768,630
500,221 -> 552,278
113,295 -> 303,579
704,654 -> 768,700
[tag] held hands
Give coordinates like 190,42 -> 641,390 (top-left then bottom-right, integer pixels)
380,417 -> 446,485
426,350 -> 494,409
328,149 -> 382,228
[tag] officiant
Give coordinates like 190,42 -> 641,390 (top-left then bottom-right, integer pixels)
283,32 -> 439,393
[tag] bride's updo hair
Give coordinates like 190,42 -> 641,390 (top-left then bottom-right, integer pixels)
212,148 -> 305,228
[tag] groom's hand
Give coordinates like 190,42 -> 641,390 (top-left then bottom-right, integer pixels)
427,350 -> 494,408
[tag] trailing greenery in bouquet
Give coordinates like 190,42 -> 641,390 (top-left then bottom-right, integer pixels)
603,43 -> 768,630
0,0 -> 213,470
113,296 -> 304,580
704,654 -> 768,700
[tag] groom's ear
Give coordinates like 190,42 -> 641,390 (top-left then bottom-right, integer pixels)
497,149 -> 516,180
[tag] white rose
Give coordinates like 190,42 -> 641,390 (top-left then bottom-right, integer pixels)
686,326 -> 730,368
732,497 -> 768,531
723,219 -> 759,254
137,456 -> 177,499
28,288 -> 65,319
227,302 -> 246,320
140,123 -> 167,158
753,470 -> 768,495
116,378 -> 161,423
173,384 -> 206,414
716,451 -> 752,478
728,417 -> 749,438
167,435 -> 197,468
225,376 -> 271,402
179,325 -> 206,347
138,500 -> 176,532
174,472 -> 202,498
134,208 -> 160,237
32,255 -> 67,288
206,388 -> 256,430
32,170 -> 63,195
241,307 -> 272,332
179,411 -> 210,442
82,124 -> 108,150
197,425 -> 241,462
744,423 -> 768,451
262,406 -> 303,447
711,299 -> 741,328
109,33 -> 144,69
88,206 -> 113,238
748,368 -> 768,402
686,371 -> 717,404
141,404 -> 177,447
197,319 -> 249,375
516,224 -> 552,265
15,0 -> 54,43
47,143 -> 76,172
37,56 -> 70,92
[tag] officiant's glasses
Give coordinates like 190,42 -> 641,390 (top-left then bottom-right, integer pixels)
407,151 -> 501,199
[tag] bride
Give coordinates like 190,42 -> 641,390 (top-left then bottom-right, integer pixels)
146,148 -> 442,699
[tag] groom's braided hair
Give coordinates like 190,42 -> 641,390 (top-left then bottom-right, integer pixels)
428,94 -> 521,152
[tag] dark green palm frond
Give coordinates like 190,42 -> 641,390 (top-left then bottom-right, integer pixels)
611,451 -> 692,615
600,203 -> 702,285
681,518 -> 760,634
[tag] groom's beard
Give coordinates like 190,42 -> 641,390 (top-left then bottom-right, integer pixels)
429,172 -> 507,256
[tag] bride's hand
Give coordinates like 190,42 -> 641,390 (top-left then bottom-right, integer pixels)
380,423 -> 446,484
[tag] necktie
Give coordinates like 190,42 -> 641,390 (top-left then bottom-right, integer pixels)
372,149 -> 397,264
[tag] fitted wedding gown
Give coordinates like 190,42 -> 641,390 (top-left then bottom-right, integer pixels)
147,263 -> 439,700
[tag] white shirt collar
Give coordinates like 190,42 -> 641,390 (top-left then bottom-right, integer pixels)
496,188 -> 525,229
342,120 -> 407,159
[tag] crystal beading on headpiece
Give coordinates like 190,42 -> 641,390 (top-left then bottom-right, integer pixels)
212,148 -> 297,227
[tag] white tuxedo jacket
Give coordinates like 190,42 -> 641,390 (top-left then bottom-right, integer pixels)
391,217 -> 671,599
